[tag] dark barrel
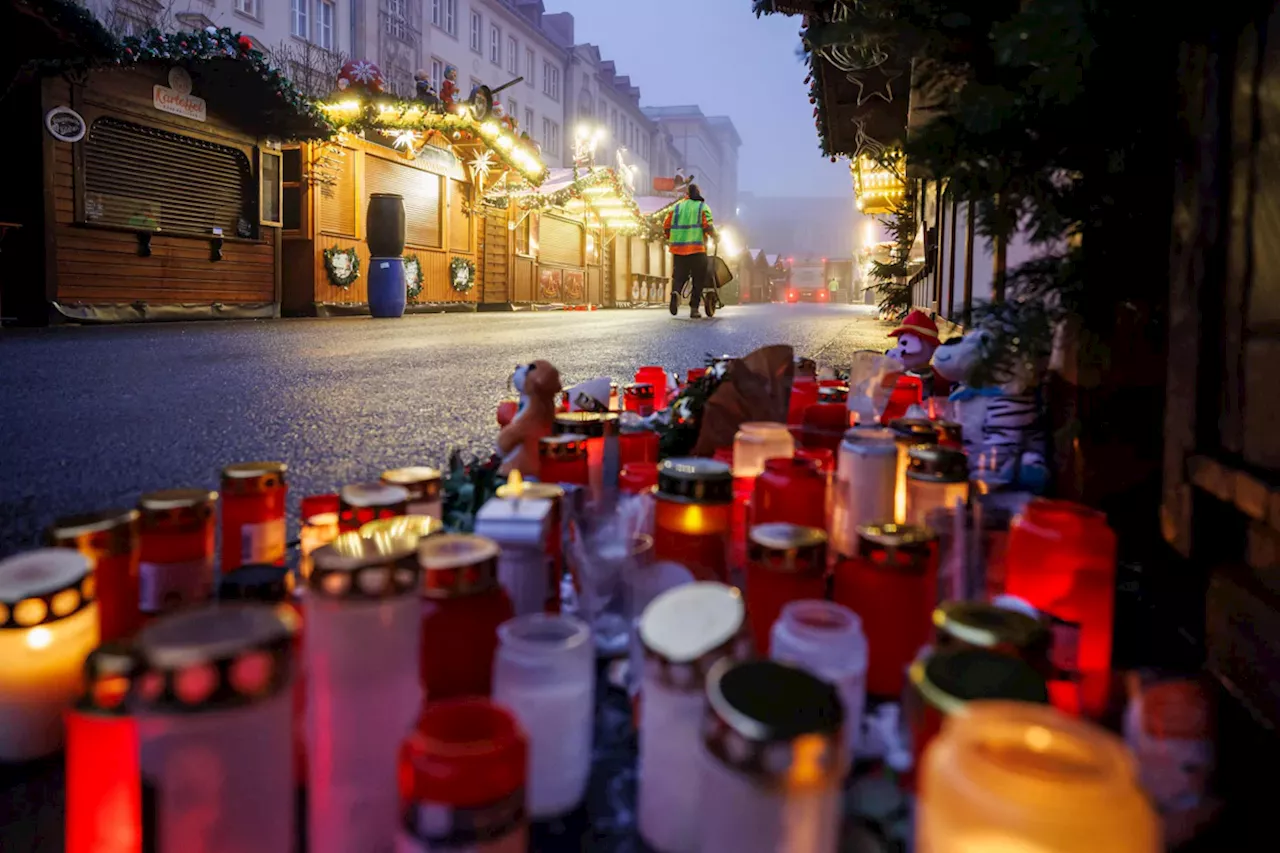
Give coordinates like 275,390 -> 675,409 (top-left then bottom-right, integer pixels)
366,193 -> 406,258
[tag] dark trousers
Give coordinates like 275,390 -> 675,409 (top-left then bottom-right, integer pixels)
672,253 -> 707,314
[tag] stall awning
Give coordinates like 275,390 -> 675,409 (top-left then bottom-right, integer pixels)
504,166 -> 655,236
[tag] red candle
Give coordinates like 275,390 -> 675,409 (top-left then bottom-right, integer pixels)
47,509 -> 141,642
301,493 -> 340,520
753,457 -> 826,530
397,699 -> 529,852
624,383 -> 656,416
833,523 -> 938,697
620,428 -> 660,467
818,384 -> 850,404
652,459 -> 734,583
801,403 -> 849,453
1005,499 -> 1118,718
621,463 -> 659,494
880,375 -> 924,424
338,482 -> 410,533
787,377 -> 821,425
539,434 -> 590,486
221,461 -> 288,573
795,447 -> 834,474
417,534 -> 516,700
687,367 -> 707,384
635,366 -> 669,405
65,643 -> 142,853
137,489 -> 217,619
745,523 -> 828,654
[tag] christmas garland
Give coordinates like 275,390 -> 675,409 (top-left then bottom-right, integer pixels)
511,168 -> 658,239
404,255 -> 423,301
323,246 -> 360,288
449,257 -> 476,293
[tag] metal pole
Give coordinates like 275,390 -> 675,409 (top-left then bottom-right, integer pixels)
963,199 -> 975,324
934,181 -> 946,314
946,197 -> 958,318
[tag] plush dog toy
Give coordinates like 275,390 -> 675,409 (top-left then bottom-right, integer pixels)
499,360 -> 562,477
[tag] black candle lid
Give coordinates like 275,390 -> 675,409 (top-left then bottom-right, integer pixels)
907,445 -> 970,483
220,563 -> 293,604
747,523 -> 827,576
910,646 -> 1050,715
553,411 -> 620,438
540,433 -> 589,459
656,457 -> 733,504
888,418 -> 938,444
624,382 -> 655,398
704,659 -> 845,786
77,641 -> 143,715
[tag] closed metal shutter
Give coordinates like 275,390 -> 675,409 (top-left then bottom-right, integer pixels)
449,180 -> 470,252
365,155 -> 442,248
319,145 -> 356,237
83,117 -> 253,237
540,215 -> 582,266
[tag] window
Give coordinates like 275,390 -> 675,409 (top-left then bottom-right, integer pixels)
469,10 -> 482,52
430,57 -> 444,93
507,36 -> 518,75
542,118 -> 560,157
524,108 -> 534,131
260,149 -> 282,227
234,0 -> 256,18
506,96 -> 517,120
315,0 -> 334,49
542,61 -> 560,100
290,0 -> 307,38
431,0 -> 456,35
525,48 -> 535,87
515,214 -> 531,255
384,0 -> 409,43
490,24 -> 501,65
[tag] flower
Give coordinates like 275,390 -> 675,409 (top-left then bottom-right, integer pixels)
237,36 -> 254,53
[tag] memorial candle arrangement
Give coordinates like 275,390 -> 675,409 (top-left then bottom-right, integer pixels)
491,613 -> 594,818
136,489 -> 217,618
65,643 -> 142,853
306,534 -> 422,853
905,446 -> 970,528
417,534 -> 515,700
831,428 -> 897,557
744,523 -> 829,654
917,701 -> 1161,853
397,699 -> 529,852
47,508 -> 140,642
220,461 -> 288,572
834,524 -> 937,698
133,604 -> 298,853
380,466 -> 444,519
337,481 -> 410,533
538,433 -> 590,486
651,457 -> 733,583
700,660 -> 847,853
0,549 -> 98,762
770,600 -> 867,766
637,582 -> 751,853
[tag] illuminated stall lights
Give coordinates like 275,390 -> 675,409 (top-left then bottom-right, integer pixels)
852,154 -> 907,216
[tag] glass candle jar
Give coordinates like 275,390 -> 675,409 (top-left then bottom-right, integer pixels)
0,550 -> 98,762
381,466 -> 444,519
652,457 -> 734,583
905,647 -> 1050,789
635,366 -> 669,403
700,659 -> 846,853
745,523 -> 828,655
497,477 -> 565,614
638,582 -> 751,853
753,457 -> 827,531
576,533 -> 652,656
819,384 -> 850,404
417,534 -> 515,700
66,642 -> 143,853
687,367 -> 708,384
933,600 -> 1052,675
801,403 -> 850,453
831,428 -> 897,557
134,603 -> 298,853
475,494 -> 554,618
621,463 -> 659,493
787,377 -> 821,425
620,426 -> 660,467
1005,499 -> 1118,718
926,501 -> 1013,602
47,508 -> 140,642
397,699 -> 529,852
299,501 -> 340,585
221,461 -> 288,573
492,614 -> 594,818
881,375 -> 924,424
733,421 -> 796,479
338,482 -> 410,533
833,524 -> 937,698
906,446 -> 970,528
306,534 -> 422,853
624,382 -> 656,416
889,419 -> 938,525
301,493 -> 339,520
770,600 -> 867,766
137,489 -> 217,619
554,411 -> 621,499
917,701 -> 1161,853
539,433 -> 590,486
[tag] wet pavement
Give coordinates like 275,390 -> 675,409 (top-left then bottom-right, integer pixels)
0,303 -> 888,557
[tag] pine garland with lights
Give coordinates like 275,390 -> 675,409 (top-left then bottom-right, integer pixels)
504,168 -> 660,239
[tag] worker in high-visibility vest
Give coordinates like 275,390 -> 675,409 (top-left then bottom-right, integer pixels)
662,184 -> 718,319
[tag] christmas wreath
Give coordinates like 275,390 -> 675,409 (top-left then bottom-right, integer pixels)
404,255 -> 423,301
449,256 -> 476,293
323,246 -> 360,288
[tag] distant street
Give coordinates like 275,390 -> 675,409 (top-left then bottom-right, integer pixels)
0,304 -> 887,556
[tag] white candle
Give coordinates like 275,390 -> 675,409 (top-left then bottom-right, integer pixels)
474,496 -> 553,617
0,549 -> 98,762
833,428 -> 897,555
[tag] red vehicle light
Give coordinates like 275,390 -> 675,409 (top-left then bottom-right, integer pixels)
787,290 -> 798,302
818,289 -> 829,302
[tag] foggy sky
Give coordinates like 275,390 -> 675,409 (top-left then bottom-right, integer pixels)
546,0 -> 851,198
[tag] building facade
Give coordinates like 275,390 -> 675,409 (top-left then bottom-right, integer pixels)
643,105 -> 741,219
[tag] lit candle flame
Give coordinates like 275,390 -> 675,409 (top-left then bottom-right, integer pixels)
507,469 -> 524,498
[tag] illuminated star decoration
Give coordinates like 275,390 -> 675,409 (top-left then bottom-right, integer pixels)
469,150 -> 495,187
393,130 -> 422,155
848,67 -> 902,106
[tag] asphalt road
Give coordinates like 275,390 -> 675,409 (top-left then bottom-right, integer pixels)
0,303 -> 888,557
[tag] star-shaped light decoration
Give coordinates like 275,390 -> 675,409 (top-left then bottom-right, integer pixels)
393,130 -> 422,156
469,150 -> 496,188
848,67 -> 903,107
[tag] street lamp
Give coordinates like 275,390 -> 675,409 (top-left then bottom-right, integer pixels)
718,227 -> 741,258
573,123 -> 607,168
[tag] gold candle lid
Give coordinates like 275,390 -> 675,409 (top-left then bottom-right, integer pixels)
138,489 -> 218,526
417,533 -> 501,599
907,445 -> 969,483
888,418 -> 938,444
359,515 -> 444,541
47,508 -> 140,543
381,466 -> 443,501
933,601 -> 1051,654
855,523 -> 936,554
0,549 -> 95,629
341,482 -> 411,508
310,533 -> 421,600
639,582 -> 750,690
909,646 -> 1049,716
220,462 -> 287,495
747,523 -> 827,576
539,434 -> 588,459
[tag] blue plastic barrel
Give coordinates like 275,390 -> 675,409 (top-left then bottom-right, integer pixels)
368,256 -> 406,319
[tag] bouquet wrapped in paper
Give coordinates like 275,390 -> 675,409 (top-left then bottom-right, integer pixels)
691,345 -> 796,457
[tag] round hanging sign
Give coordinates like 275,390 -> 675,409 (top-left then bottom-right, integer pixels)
44,106 -> 86,143
168,66 -> 193,95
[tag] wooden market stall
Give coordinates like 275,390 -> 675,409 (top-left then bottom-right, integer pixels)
295,90 -> 547,315
2,25 -> 333,324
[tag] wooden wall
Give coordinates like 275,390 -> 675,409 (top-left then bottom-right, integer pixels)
42,71 -> 277,312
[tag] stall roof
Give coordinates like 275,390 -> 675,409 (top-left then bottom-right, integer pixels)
6,0 -> 118,69
510,166 -> 656,235
635,195 -> 680,218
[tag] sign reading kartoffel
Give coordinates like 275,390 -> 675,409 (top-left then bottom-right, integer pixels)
153,85 -> 207,122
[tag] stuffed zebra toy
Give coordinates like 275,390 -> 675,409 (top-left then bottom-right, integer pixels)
930,329 -> 1050,494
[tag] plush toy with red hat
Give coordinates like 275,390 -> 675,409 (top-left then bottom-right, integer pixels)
886,309 -> 940,372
